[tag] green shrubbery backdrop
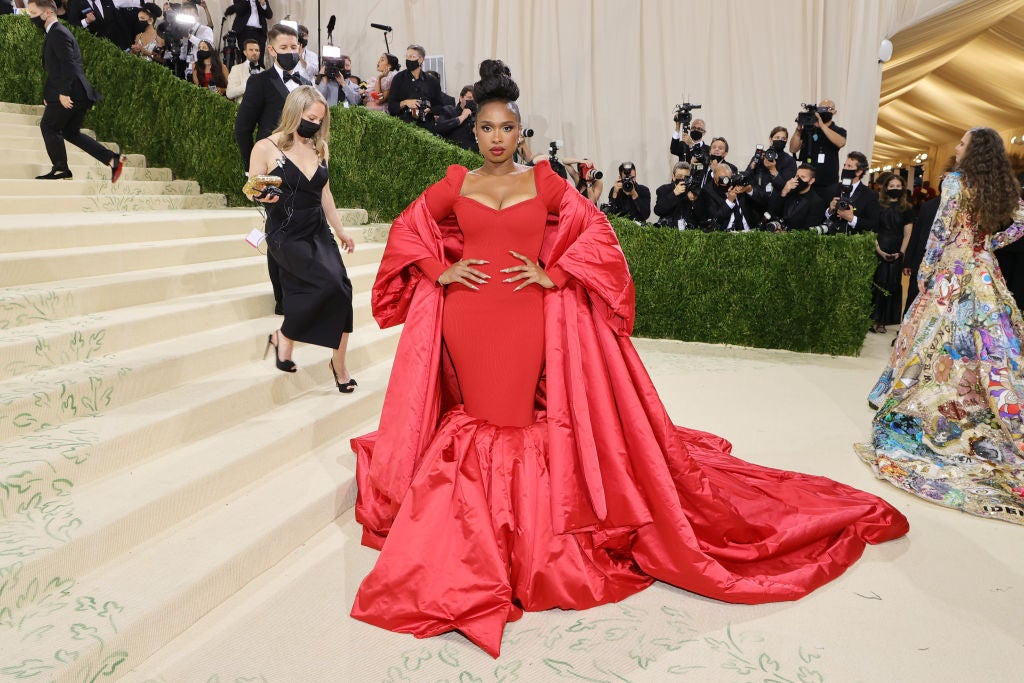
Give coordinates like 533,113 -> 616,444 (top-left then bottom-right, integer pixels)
0,15 -> 876,355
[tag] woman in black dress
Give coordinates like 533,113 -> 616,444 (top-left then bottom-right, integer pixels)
248,86 -> 358,392
871,174 -> 914,333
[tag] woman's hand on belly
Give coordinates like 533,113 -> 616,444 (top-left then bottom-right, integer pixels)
438,259 -> 491,291
502,251 -> 555,291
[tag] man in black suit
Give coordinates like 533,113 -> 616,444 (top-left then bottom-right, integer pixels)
770,164 -> 828,231
903,193 -> 939,314
387,44 -> 444,129
823,151 -> 879,234
229,0 -> 272,59
28,0 -> 125,182
66,0 -> 132,50
234,22 -> 309,315
694,163 -> 760,232
670,118 -> 709,163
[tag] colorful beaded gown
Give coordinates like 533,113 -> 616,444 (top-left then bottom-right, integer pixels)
352,161 -> 909,658
857,172 -> 1024,524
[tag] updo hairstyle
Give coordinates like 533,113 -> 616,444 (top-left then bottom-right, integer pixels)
472,59 -> 521,119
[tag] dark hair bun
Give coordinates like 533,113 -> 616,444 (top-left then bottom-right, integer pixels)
472,59 -> 520,105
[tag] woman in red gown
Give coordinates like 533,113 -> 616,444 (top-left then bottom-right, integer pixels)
350,60 -> 909,658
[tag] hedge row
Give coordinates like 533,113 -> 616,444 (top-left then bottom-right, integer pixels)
0,14 -> 479,218
612,220 -> 877,356
1,15 -> 876,355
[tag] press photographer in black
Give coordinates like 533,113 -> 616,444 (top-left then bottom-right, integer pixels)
670,113 -> 709,162
228,0 -> 272,59
769,164 -> 827,231
654,162 -> 699,229
746,126 -> 797,215
707,136 -> 737,174
432,86 -> 477,152
68,0 -> 132,49
695,164 -> 759,232
387,43 -> 443,129
822,151 -> 879,234
606,162 -> 651,222
789,99 -> 847,192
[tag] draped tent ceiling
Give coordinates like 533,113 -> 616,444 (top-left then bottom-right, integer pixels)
198,0 -> 1018,187
874,0 -> 1024,175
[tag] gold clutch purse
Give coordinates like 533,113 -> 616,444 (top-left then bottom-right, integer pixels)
242,174 -> 283,200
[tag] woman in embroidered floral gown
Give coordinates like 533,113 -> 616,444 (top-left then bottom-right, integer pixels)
857,127 -> 1024,524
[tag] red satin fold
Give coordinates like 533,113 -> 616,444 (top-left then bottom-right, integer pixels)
350,165 -> 909,658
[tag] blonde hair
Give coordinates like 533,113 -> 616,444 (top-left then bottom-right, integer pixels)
272,86 -> 331,162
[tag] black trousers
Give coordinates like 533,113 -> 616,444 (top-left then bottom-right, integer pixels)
39,98 -> 116,172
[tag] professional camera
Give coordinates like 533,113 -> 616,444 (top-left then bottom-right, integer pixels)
621,163 -> 636,194
401,99 -> 432,123
750,144 -> 765,167
322,45 -> 344,80
796,102 -> 830,128
548,140 -> 568,179
673,101 -> 702,130
464,99 -> 478,114
521,127 -> 535,138
578,161 -> 603,182
732,169 -> 754,187
835,178 -> 854,212
764,148 -> 779,163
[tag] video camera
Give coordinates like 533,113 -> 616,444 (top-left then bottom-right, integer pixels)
796,102 -> 831,128
673,101 -> 702,131
322,45 -> 345,81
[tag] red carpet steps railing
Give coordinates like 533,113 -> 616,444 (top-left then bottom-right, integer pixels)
0,102 -> 394,681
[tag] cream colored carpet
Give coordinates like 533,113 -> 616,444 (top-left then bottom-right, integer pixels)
1,102 -> 1020,683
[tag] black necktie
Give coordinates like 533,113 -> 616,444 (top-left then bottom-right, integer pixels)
731,202 -> 743,231
283,71 -> 302,84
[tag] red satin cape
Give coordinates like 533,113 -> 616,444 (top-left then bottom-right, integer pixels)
350,164 -> 909,658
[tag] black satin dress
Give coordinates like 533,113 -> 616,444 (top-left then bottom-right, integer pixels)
872,204 -> 914,326
265,150 -> 353,348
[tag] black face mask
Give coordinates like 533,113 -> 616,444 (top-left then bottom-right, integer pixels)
887,188 -> 904,200
819,111 -> 834,124
690,129 -> 704,141
710,154 -> 724,163
296,118 -> 321,139
276,52 -> 300,72
31,15 -> 47,31
406,59 -> 421,72
795,178 -> 810,192
197,50 -> 212,60
771,139 -> 787,152
841,168 -> 857,181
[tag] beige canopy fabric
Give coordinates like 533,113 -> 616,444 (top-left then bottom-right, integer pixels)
874,0 -> 1024,174
203,0 -> 973,190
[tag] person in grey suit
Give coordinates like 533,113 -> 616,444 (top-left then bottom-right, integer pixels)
27,0 -> 125,181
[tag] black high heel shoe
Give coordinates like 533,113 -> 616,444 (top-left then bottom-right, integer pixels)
264,331 -> 296,373
330,359 -> 357,393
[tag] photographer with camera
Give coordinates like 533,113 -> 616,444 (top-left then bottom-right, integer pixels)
228,0 -> 271,60
769,163 -> 827,231
564,158 -> 604,206
296,24 -> 318,83
432,86 -> 478,152
654,161 -> 699,229
695,163 -> 758,232
789,99 -> 847,191
822,152 -> 879,235
161,2 -> 214,80
670,109 -> 709,163
68,0 -> 132,49
746,126 -> 796,215
226,37 -> 261,101
708,136 -> 737,174
387,44 -> 444,129
606,162 -> 651,223
316,52 -> 362,107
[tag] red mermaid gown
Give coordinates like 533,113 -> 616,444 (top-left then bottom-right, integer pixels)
350,161 -> 909,658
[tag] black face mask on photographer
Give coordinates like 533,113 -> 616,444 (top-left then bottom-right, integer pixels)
276,52 -> 300,72
819,111 -> 834,124
710,154 -> 724,163
296,119 -> 321,139
406,58 -> 421,72
841,168 -> 858,181
690,129 -> 704,142
795,178 -> 810,193
771,139 -> 787,152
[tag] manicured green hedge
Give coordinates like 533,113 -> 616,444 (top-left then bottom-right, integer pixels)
0,14 -> 479,216
612,220 -> 876,356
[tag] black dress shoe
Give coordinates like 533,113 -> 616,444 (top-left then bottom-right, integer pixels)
35,169 -> 73,180
274,302 -> 284,315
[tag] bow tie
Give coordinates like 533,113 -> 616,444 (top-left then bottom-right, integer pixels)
283,71 -> 303,84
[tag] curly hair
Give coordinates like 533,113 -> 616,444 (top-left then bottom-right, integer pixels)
957,127 -> 1021,233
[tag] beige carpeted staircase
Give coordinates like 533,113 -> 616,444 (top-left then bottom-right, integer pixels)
0,102 -> 396,681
